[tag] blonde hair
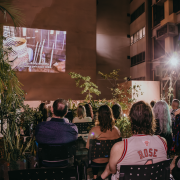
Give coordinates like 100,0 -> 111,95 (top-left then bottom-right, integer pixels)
77,105 -> 86,118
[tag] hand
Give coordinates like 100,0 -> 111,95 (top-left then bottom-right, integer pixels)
174,109 -> 180,116
170,156 -> 178,172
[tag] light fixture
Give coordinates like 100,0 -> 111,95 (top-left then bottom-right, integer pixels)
35,30 -> 38,33
170,56 -> 178,66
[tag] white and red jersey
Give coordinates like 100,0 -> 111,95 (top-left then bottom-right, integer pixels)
111,135 -> 167,180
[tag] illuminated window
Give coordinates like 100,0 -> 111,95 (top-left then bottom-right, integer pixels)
139,29 -> 142,39
131,36 -> 133,45
130,27 -> 145,45
143,27 -> 145,37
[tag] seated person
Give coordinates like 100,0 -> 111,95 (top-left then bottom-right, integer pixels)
153,100 -> 173,156
150,100 -> 156,108
46,105 -> 70,123
170,156 -> 180,180
35,98 -> 78,145
98,101 -> 167,180
86,105 -> 120,180
73,105 -> 92,123
112,103 -> 122,123
171,99 -> 179,122
85,103 -> 94,121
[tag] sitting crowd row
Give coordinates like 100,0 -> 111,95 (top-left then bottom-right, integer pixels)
35,99 -> 179,180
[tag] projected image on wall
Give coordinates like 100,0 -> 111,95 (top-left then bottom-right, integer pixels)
3,26 -> 66,73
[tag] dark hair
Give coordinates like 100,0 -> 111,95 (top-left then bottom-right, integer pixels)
129,101 -> 156,135
77,105 -> 86,118
172,99 -> 180,105
53,99 -> 68,117
150,101 -> 156,108
98,105 -> 115,132
39,103 -> 48,122
84,104 -> 93,119
112,104 -> 122,120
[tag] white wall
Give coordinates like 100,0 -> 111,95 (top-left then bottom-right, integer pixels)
132,81 -> 160,103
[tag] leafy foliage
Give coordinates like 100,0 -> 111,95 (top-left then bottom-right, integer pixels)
0,1 -> 25,29
116,116 -> 132,138
69,72 -> 101,101
99,69 -> 143,110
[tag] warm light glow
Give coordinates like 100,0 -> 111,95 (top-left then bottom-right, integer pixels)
170,57 -> 178,66
35,30 -> 38,33
50,30 -> 54,34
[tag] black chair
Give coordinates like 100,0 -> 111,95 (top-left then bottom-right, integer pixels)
37,142 -> 76,168
84,137 -> 122,180
75,122 -> 94,134
119,159 -> 171,180
8,166 -> 78,180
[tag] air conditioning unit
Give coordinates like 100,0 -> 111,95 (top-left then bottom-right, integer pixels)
156,22 -> 178,40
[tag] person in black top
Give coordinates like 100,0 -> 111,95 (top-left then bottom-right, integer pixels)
112,103 -> 122,123
153,100 -> 173,156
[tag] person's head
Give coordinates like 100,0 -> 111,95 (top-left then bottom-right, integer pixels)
77,105 -> 86,118
150,100 -> 156,108
172,99 -> 179,110
98,105 -> 115,132
129,101 -> 155,135
153,100 -> 171,134
39,103 -> 48,121
39,103 -> 47,111
52,99 -> 68,118
112,104 -> 122,120
84,104 -> 93,119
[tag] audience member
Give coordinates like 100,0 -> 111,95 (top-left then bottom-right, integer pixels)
170,99 -> 179,122
98,101 -> 167,180
46,105 -> 70,123
153,100 -> 173,156
84,103 -> 94,120
170,156 -> 180,180
35,99 -> 78,145
112,104 -> 122,123
39,103 -> 48,122
73,105 -> 92,123
86,105 -> 120,180
150,100 -> 156,108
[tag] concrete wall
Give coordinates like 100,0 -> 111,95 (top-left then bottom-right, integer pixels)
96,0 -> 130,100
3,0 -> 96,100
130,37 -> 146,57
130,62 -> 146,78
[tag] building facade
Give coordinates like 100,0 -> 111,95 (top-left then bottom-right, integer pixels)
151,0 -> 180,99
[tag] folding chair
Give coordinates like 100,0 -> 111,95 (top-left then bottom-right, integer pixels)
84,137 -> 122,180
119,159 -> 171,180
74,122 -> 94,134
8,166 -> 78,180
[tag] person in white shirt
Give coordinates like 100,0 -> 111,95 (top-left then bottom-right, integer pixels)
73,105 -> 92,123
96,101 -> 167,180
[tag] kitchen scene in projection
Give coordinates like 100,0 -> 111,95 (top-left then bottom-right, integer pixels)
3,26 -> 66,73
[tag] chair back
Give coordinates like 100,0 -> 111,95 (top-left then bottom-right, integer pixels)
119,159 -> 171,180
38,142 -> 76,167
8,167 -> 78,180
75,122 -> 94,134
89,137 -> 122,164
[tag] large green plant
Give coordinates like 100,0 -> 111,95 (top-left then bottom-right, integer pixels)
0,1 -> 40,165
69,72 -> 101,101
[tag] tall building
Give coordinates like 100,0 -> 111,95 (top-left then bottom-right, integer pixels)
151,0 -> 180,99
130,0 -> 152,81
